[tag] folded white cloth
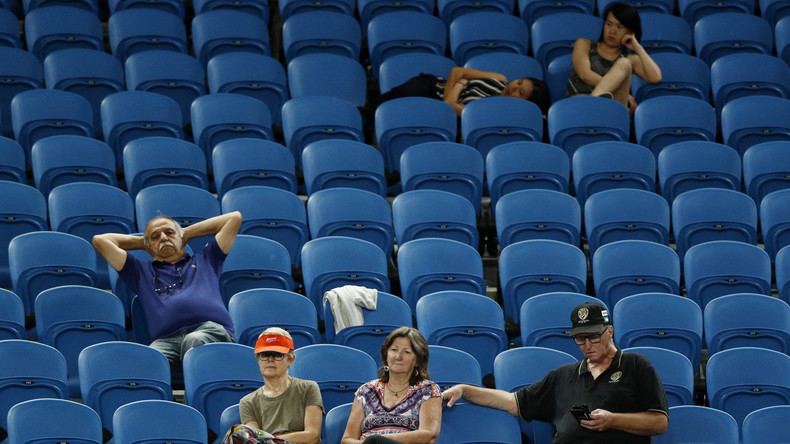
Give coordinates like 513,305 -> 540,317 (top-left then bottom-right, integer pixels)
323,285 -> 378,335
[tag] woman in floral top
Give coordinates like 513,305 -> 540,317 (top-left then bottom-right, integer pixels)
341,327 -> 442,444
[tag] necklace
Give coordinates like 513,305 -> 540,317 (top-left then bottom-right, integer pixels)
387,381 -> 410,397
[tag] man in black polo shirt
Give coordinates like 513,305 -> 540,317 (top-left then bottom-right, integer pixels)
442,301 -> 668,443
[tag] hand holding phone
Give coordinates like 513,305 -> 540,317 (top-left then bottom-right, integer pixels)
570,405 -> 592,423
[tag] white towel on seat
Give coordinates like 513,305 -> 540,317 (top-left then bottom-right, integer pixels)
323,285 -> 378,335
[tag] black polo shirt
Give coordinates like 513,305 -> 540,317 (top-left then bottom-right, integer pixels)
514,348 -> 668,444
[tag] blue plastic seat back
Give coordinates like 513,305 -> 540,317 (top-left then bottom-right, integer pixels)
0,182 -> 47,288
531,12 -> 602,68
464,53 -> 544,83
745,141 -> 790,207
301,236 -> 390,319
485,141 -> 570,210
0,47 -> 43,138
704,293 -> 790,355
518,0 -> 595,27
108,0 -> 186,17
706,347 -> 790,431
721,96 -> 790,158
228,288 -> 320,349
34,285 -> 127,396
613,292 -> 703,372
397,238 -> 486,315
123,137 -> 209,200
495,188 -> 581,249
134,184 -> 220,254
23,0 -> 98,13
392,189 -> 479,248
360,0 -> 433,31
190,10 -> 270,67
288,343 -> 378,412
7,398 -> 102,444
0,289 -> 24,340
220,235 -> 294,306
31,135 -> 116,197
461,96 -> 543,161
679,0 -> 755,26
218,404 -> 241,441
499,239 -> 587,324
416,290 -> 507,377
427,345 -> 483,391
287,53 -> 367,107
584,188 -> 670,257
378,53 -> 457,95
9,231 -> 97,319
190,93 -> 273,166
374,97 -> 457,173
100,91 -> 184,167
367,11 -> 446,79
400,141 -> 484,213
183,343 -> 264,442
624,346 -> 694,407
0,8 -> 20,48
652,405 -> 739,444
639,12 -> 692,54
694,12 -> 772,67
520,292 -> 606,360
760,188 -> 790,262
631,53 -> 710,103
108,9 -> 188,62
548,97 -> 630,160
635,96 -> 717,159
324,292 -> 412,364
742,405 -> 790,444
24,6 -> 103,60
283,10 -> 361,63
438,0 -> 514,26
324,403 -> 352,444
683,241 -> 771,310
193,0 -> 270,20
435,400 -> 522,444
302,140 -> 387,197
78,341 -> 172,434
449,11 -> 528,66
657,141 -> 741,204
0,137 -> 25,183
592,240 -> 681,309
212,138 -> 297,198
307,188 -> 394,255
671,189 -> 759,260
113,400 -> 207,444
572,142 -> 655,207
278,0 -> 355,21
220,186 -> 308,266
777,246 -> 790,304
777,15 -> 790,64
711,53 -> 790,115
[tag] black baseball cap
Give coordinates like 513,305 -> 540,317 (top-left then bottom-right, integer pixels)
569,302 -> 611,336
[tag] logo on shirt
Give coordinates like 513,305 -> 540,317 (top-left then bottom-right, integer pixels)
609,371 -> 623,383
577,307 -> 589,321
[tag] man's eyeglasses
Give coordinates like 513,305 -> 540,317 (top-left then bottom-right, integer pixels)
153,268 -> 183,295
573,326 -> 609,345
257,351 -> 287,361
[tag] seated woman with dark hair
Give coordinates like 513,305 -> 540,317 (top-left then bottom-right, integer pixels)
566,2 -> 662,110
341,327 -> 442,444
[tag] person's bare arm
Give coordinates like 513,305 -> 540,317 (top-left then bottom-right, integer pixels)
442,384 -> 519,417
582,409 -> 668,436
625,35 -> 662,84
571,38 -> 602,87
181,211 -> 242,254
276,405 -> 323,444
92,233 -> 146,271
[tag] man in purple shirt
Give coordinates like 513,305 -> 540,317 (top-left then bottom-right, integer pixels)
93,211 -> 242,362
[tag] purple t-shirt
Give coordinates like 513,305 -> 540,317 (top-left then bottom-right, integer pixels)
119,238 -> 234,341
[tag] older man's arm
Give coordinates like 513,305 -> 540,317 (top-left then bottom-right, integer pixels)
582,410 -> 668,436
181,211 -> 242,254
92,233 -> 146,271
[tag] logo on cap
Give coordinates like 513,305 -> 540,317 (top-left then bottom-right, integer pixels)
578,307 -> 589,322
266,337 -> 277,343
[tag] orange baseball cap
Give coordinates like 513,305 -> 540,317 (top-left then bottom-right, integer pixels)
254,333 -> 294,354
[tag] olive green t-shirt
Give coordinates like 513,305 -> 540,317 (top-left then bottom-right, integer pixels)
239,377 -> 324,437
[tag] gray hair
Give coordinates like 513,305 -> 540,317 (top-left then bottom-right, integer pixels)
143,217 -> 184,247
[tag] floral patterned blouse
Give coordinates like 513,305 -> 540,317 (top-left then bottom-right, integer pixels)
355,378 -> 442,439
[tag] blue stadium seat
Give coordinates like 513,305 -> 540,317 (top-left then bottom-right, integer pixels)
193,0 -> 269,20
634,96 -> 717,159
597,0 -> 672,14
374,97 -> 457,173
460,96 -> 543,161
762,0 -> 790,26
614,292 -> 703,372
584,188 -> 670,258
107,0 -> 185,17
0,136 -> 24,182
397,238 -> 486,315
282,10 -> 361,63
745,141 -> 790,207
427,345 -> 483,390
359,0 -> 433,33
278,0 -> 355,21
378,53 -> 456,95
721,96 -> 790,158
657,141 -> 741,204
219,235 -> 295,306
495,189 -> 581,249
0,182 -> 47,288
711,53 -> 790,117
653,405 -> 739,444
695,12 -> 772,67
416,290 -> 507,377
742,405 -> 790,444
639,12 -> 693,54
220,186 -> 308,266
212,139 -> 297,198
672,189 -> 759,260
190,9 -> 270,67
22,0 -> 98,13
464,53 -> 544,82
438,0 -> 513,26
485,141 -> 570,210
518,0 -> 595,27
592,240 -> 681,309
31,135 -> 116,197
287,53 -> 367,107
367,11 -> 446,79
207,53 -> 289,127
684,241 -> 771,310
679,0 -> 755,25
301,140 -> 387,197
631,53 -> 710,103
228,288 -> 320,349
392,189 -> 479,248
123,137 -> 209,200
23,6 -> 103,60
436,402 -> 521,444
0,289 -> 24,340
0,47 -> 43,138
777,245 -> 790,304
704,293 -> 790,355
777,15 -> 790,65
7,399 -> 102,444
113,400 -> 207,444
548,96 -> 630,159
761,188 -> 790,262
0,8 -> 20,48
35,285 -> 126,397
499,239 -> 586,325
530,12 -> 602,68
219,404 -> 240,440
108,9 -> 188,62
448,11 -> 528,66
307,188 -> 394,255
183,343 -> 263,443
324,403 -> 352,444
571,141 -> 655,206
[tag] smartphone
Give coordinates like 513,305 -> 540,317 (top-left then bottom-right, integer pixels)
570,405 -> 592,423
